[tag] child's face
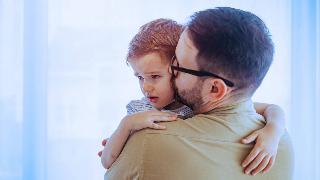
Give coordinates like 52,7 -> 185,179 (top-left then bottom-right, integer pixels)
129,52 -> 174,109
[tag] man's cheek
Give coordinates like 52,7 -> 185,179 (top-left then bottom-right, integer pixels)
179,78 -> 190,89
175,76 -> 184,87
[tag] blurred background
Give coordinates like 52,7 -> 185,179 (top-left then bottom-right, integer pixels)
0,0 -> 319,179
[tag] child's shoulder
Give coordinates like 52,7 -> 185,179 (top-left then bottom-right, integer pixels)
168,105 -> 193,119
127,98 -> 152,108
126,98 -> 155,115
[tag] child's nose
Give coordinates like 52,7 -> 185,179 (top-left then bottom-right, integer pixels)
143,82 -> 153,93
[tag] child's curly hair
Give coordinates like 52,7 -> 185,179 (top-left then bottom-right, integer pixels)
126,18 -> 183,63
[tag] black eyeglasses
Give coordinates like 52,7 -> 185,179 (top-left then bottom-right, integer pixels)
170,55 -> 234,87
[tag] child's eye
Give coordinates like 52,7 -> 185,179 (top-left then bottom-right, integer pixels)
151,75 -> 160,79
137,76 -> 144,80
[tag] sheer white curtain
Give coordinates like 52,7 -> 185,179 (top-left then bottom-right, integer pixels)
0,0 -> 47,179
290,0 -> 320,179
0,0 -> 24,179
3,0 -> 317,180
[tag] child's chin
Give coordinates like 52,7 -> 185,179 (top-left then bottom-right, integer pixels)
152,103 -> 162,110
153,104 -> 160,109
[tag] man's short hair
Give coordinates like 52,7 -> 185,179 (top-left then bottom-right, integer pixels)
127,18 -> 183,63
187,7 -> 274,95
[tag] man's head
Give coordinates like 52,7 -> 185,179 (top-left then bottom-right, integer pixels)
127,19 -> 183,109
172,7 -> 274,113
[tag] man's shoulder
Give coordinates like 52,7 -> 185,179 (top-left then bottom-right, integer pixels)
107,119 -> 294,180
139,116 -> 213,139
105,129 -> 146,180
141,112 -> 266,142
278,131 -> 294,155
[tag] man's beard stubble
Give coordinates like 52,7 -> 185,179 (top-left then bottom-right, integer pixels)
172,79 -> 204,111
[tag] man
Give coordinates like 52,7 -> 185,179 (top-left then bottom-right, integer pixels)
105,7 -> 293,180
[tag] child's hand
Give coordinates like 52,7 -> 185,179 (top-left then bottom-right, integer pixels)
98,138 -> 109,157
123,110 -> 178,132
241,125 -> 281,176
98,111 -> 177,169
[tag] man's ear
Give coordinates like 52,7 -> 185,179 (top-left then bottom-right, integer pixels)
209,79 -> 228,101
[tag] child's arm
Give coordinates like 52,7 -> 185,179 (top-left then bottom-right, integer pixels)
241,103 -> 286,176
100,110 -> 177,169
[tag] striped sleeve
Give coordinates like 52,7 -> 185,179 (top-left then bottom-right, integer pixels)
126,98 -> 155,115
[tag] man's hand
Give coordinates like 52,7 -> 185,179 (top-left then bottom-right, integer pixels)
241,125 -> 281,176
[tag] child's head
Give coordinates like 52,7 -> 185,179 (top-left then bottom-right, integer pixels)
127,19 -> 183,109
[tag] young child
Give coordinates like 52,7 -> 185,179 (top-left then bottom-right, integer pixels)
100,19 -> 286,176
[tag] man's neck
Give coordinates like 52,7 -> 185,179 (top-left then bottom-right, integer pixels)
194,94 -> 249,114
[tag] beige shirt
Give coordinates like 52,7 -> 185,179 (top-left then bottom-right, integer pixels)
105,100 -> 294,180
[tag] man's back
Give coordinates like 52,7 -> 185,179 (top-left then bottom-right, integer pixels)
105,101 -> 293,180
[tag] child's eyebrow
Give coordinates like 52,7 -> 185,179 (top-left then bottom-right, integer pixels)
144,71 -> 162,75
134,71 -> 163,76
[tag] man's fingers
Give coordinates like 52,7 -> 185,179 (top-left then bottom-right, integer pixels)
242,132 -> 258,144
262,156 -> 275,173
251,155 -> 271,176
244,152 -> 266,175
242,147 -> 260,167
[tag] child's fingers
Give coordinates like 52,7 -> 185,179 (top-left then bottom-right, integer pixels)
102,138 -> 109,146
251,155 -> 271,175
151,110 -> 177,117
102,139 -> 106,146
150,123 -> 166,130
244,152 -> 266,175
262,156 -> 275,173
151,115 -> 177,122
242,147 -> 261,167
242,132 -> 258,144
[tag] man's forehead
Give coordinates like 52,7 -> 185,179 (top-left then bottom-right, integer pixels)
181,29 -> 198,52
176,29 -> 199,69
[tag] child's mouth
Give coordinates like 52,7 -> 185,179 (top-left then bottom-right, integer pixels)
148,97 -> 158,103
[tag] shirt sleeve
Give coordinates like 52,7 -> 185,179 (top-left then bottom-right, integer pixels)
126,102 -> 136,115
126,98 -> 155,115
